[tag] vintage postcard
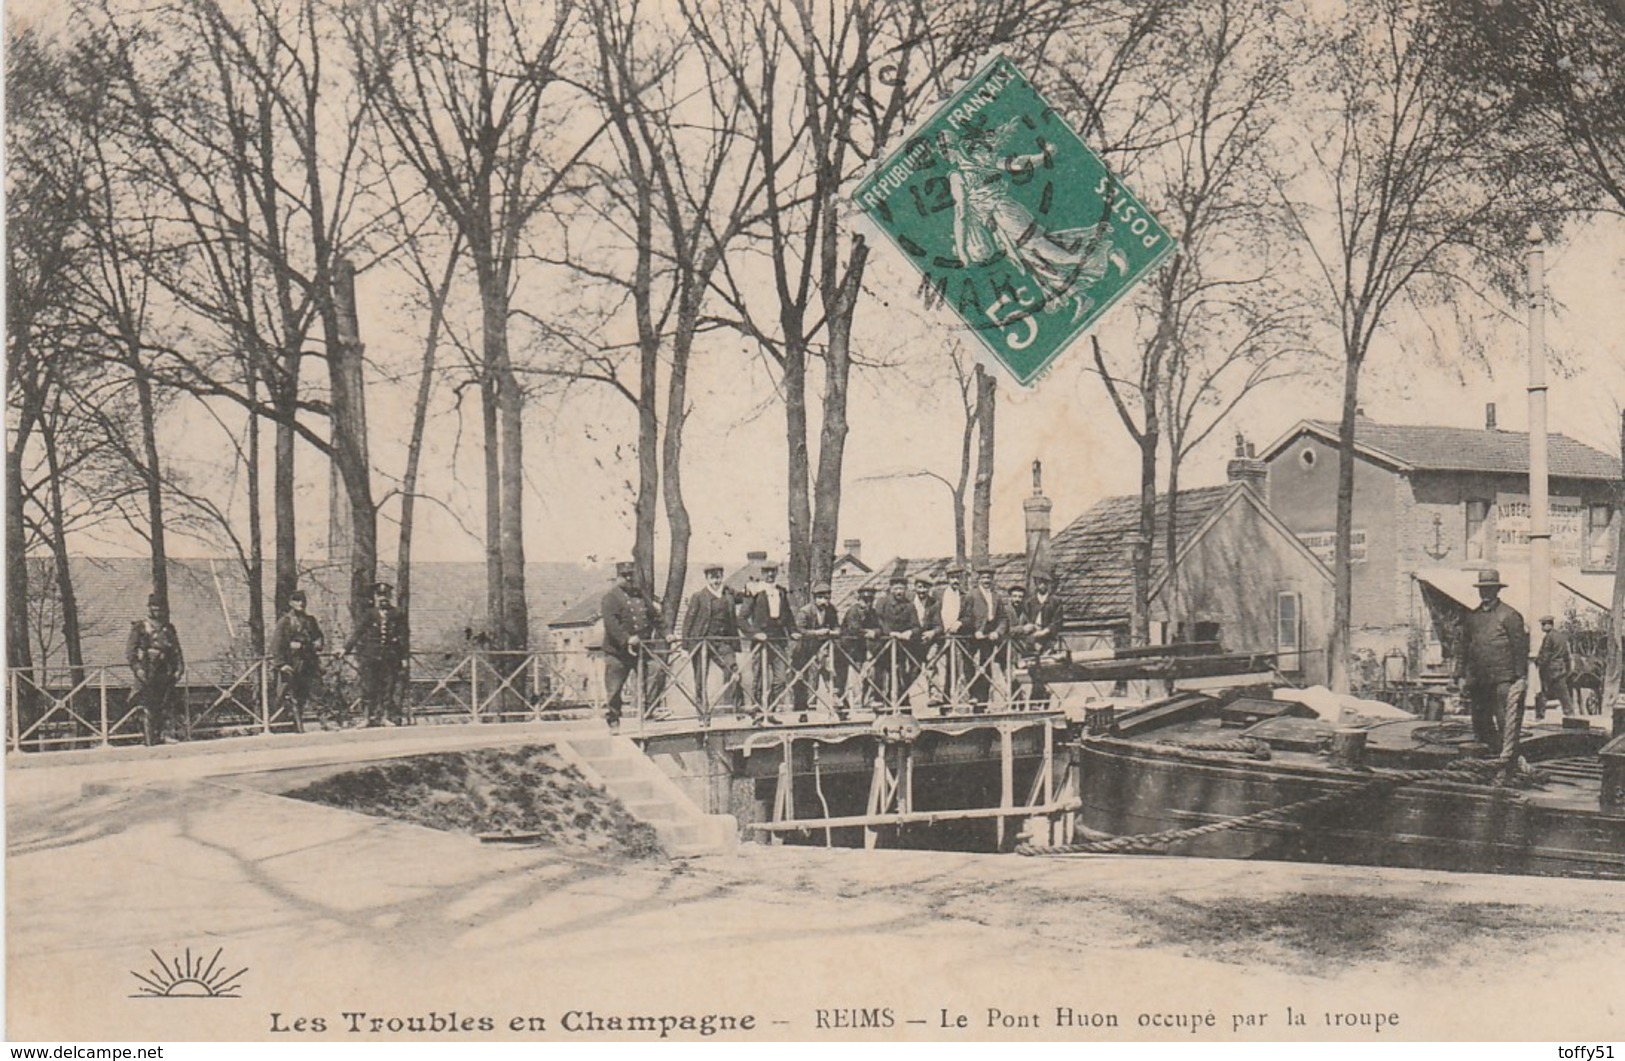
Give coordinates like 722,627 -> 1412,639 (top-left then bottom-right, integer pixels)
6,0 -> 1624,1046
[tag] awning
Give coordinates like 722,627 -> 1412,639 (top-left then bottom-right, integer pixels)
1415,566 -> 1613,619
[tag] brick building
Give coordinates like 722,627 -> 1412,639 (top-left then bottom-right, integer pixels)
1260,411 -> 1621,676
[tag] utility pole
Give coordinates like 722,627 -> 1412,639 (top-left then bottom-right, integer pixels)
1527,224 -> 1551,628
1606,410 -> 1624,717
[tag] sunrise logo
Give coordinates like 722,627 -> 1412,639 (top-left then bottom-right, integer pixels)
129,947 -> 247,998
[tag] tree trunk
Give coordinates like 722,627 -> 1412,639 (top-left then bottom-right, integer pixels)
41,407 -> 83,680
661,313 -> 697,631
1164,445 -> 1182,642
7,408 -> 37,673
634,338 -> 660,594
784,344 -> 813,601
246,361 -> 265,654
481,364 -> 503,645
810,240 -> 867,588
132,351 -> 169,615
397,249 -> 458,622
1329,353 -> 1364,693
1132,422 -> 1158,648
273,365 -> 298,620
328,258 -> 377,626
496,337 -> 529,652
1605,411 -> 1625,710
971,364 -> 996,565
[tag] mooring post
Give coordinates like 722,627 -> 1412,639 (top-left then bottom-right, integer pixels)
866,737 -> 886,850
997,724 -> 1014,849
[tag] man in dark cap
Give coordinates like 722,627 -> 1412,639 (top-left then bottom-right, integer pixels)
602,561 -> 664,729
1534,615 -> 1576,721
746,561 -> 796,715
877,573 -> 922,711
912,575 -> 947,708
962,565 -> 1010,712
837,585 -> 883,718
681,563 -> 739,723
1454,569 -> 1530,778
272,588 -> 325,732
347,581 -> 409,726
127,594 -> 185,745
1025,571 -> 1066,708
792,582 -> 840,718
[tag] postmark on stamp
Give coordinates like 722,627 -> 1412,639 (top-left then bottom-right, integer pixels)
853,54 -> 1176,386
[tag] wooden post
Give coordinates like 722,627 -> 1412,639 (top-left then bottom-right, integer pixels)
1043,720 -> 1055,844
997,725 -> 1014,849
865,738 -> 886,850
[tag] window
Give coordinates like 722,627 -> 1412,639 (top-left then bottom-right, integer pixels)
1276,592 -> 1302,674
1299,447 -> 1317,469
1586,503 -> 1615,570
1465,499 -> 1491,561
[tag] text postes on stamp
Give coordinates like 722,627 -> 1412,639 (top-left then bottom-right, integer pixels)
854,54 -> 1176,387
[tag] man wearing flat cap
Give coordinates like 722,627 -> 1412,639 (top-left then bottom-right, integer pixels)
937,563 -> 970,708
1534,614 -> 1576,721
602,561 -> 663,729
877,572 -> 922,711
746,561 -> 796,716
837,585 -> 884,717
792,582 -> 839,717
347,581 -> 409,726
682,564 -> 739,723
272,588 -> 325,732
1454,569 -> 1530,777
127,593 -> 185,745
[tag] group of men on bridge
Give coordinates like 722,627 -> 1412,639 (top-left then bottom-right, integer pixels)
598,559 -> 1068,730
125,581 -> 409,744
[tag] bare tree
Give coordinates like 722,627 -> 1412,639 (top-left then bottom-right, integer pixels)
350,0 -> 585,650
1282,0 -> 1534,689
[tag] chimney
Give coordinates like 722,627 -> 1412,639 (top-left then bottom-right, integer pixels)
1227,433 -> 1269,502
1486,402 -> 1498,431
746,550 -> 767,562
1023,459 -> 1053,574
841,538 -> 862,561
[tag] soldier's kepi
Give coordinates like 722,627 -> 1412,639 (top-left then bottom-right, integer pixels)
852,54 -> 1175,386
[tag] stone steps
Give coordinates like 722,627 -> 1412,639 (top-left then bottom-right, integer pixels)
555,725 -> 737,858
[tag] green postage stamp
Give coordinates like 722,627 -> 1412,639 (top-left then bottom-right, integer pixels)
854,54 -> 1176,386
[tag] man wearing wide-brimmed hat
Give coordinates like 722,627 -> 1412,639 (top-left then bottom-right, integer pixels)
1454,568 -> 1530,775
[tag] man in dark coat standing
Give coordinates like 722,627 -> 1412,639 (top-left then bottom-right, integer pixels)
347,582 -> 409,726
127,594 -> 185,746
792,582 -> 840,717
1455,568 -> 1530,776
1025,571 -> 1066,708
912,575 -> 947,708
876,573 -> 922,711
837,585 -> 883,718
602,561 -> 664,729
1534,615 -> 1576,720
272,588 -> 324,732
746,562 -> 796,716
682,564 -> 739,723
962,565 -> 1010,713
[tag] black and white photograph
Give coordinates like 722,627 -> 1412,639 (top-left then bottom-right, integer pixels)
5,0 -> 1624,1045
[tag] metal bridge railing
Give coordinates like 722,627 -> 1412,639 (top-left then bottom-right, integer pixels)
621,634 -> 1061,734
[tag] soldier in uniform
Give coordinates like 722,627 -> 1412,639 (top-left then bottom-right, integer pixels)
271,589 -> 324,732
876,573 -> 922,711
746,562 -> 796,716
347,581 -> 409,726
1534,615 -> 1577,720
837,585 -> 883,718
602,562 -> 665,729
127,594 -> 185,746
962,565 -> 1010,713
792,582 -> 840,718
682,564 -> 739,723
1454,569 -> 1530,778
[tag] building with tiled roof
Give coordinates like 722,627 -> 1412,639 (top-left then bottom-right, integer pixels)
1261,410 -> 1622,674
1041,479 -> 1335,683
